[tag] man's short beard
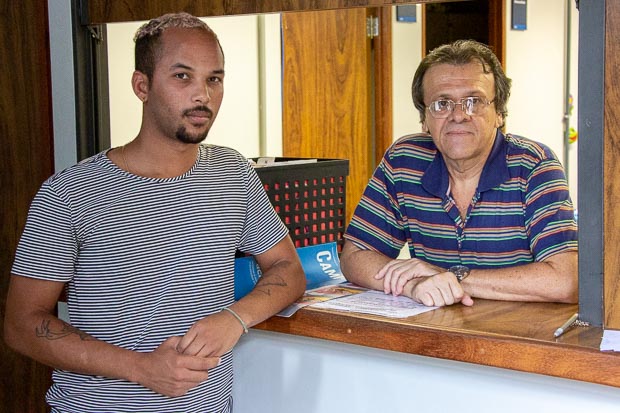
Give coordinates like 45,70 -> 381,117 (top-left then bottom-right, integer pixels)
175,126 -> 208,144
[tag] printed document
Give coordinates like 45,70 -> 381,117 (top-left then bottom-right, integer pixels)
311,290 -> 437,318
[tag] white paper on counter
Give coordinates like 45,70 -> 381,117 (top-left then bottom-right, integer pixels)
310,290 -> 437,318
600,329 -> 620,351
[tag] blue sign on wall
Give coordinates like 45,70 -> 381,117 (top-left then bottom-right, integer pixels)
512,0 -> 527,31
396,5 -> 417,23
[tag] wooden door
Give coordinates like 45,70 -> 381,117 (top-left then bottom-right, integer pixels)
422,0 -> 505,65
282,8 -> 384,225
1,1 -> 54,411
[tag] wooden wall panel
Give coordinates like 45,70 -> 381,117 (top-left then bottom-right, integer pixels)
0,0 -> 54,411
604,0 -> 620,329
281,8 -> 373,224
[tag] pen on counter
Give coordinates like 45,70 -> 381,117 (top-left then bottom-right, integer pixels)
554,312 -> 579,338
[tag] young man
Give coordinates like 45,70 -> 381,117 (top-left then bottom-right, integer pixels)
4,12 -> 305,412
341,40 -> 577,308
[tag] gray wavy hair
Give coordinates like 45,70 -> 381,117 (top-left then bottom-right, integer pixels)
411,39 -> 511,127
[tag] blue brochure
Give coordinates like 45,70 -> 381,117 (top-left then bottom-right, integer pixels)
234,242 -> 345,300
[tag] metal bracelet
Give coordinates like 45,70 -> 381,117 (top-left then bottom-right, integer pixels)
221,307 -> 249,334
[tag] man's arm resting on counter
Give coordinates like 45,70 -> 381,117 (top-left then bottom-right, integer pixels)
3,275 -> 219,398
226,235 -> 306,326
177,236 -> 306,357
339,240 -> 396,292
461,250 -> 578,303
340,240 -> 472,307
340,240 -> 577,305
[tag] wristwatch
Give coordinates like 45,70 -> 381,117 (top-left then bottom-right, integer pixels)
449,265 -> 471,283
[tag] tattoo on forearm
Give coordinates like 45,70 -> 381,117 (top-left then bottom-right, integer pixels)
36,319 -> 93,341
255,274 -> 288,296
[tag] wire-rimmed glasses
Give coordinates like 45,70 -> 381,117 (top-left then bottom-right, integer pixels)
427,97 -> 494,119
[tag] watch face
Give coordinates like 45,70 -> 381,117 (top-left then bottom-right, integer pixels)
449,265 -> 470,282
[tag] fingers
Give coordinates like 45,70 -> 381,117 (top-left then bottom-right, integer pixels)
461,294 -> 475,307
374,260 -> 397,294
181,355 -> 221,372
374,259 -> 439,296
161,335 -> 183,351
175,331 -> 192,354
141,337 -> 222,398
152,355 -> 220,398
413,273 -> 473,307
177,329 -> 206,356
177,312 -> 244,358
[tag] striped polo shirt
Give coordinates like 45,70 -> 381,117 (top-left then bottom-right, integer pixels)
12,144 -> 288,412
345,131 -> 577,268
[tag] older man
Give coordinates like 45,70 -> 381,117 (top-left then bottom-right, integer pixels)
341,40 -> 577,307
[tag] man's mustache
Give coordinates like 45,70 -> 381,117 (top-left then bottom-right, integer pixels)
184,106 -> 213,118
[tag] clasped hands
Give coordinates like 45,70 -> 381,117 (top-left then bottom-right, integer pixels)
139,310 -> 245,398
374,258 -> 474,307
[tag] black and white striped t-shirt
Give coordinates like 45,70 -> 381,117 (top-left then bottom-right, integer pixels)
12,144 -> 288,412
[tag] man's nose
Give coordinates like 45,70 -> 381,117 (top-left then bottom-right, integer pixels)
450,102 -> 470,121
194,84 -> 212,104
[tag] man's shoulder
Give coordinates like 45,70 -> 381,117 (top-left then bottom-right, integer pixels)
392,133 -> 436,147
200,144 -> 251,170
45,152 -> 108,187
387,133 -> 437,161
201,143 -> 245,159
504,133 -> 559,162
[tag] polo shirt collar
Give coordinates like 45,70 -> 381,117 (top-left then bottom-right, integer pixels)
421,130 -> 509,199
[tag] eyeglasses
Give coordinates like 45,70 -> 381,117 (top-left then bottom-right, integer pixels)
426,97 -> 494,119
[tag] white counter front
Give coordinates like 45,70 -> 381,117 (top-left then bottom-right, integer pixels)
233,329 -> 620,413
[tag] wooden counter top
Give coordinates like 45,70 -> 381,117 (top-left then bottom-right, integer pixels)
254,299 -> 620,388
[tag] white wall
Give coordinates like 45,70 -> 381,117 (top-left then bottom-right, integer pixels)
504,0 -> 578,202
391,5 -> 424,140
568,2 -> 579,205
107,14 -> 283,158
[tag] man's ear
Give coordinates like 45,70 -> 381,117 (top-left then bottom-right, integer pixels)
495,112 -> 504,129
422,121 -> 429,133
132,71 -> 149,103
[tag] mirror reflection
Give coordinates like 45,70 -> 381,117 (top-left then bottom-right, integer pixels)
106,4 -> 578,205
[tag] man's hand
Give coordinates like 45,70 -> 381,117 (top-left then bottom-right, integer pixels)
374,258 -> 445,295
408,272 -> 474,307
176,310 -> 245,358
135,336 -> 220,398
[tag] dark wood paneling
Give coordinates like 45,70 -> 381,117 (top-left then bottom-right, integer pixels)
84,0 -> 441,24
604,0 -> 620,329
421,0 -> 505,66
0,0 -> 54,411
488,0 -> 505,66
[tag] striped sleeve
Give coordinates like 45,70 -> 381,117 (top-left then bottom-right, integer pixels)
345,150 -> 408,258
12,181 -> 77,281
524,157 -> 578,261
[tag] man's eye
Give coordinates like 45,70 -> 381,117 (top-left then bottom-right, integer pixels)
175,73 -> 189,80
436,100 -> 451,109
